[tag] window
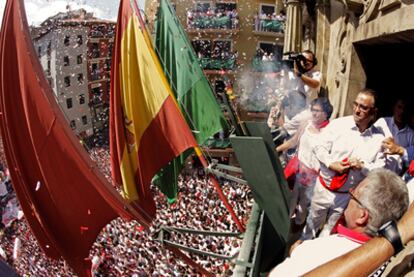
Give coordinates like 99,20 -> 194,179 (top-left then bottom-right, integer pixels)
63,56 -> 70,66
46,60 -> 51,75
91,63 -> 99,80
91,43 -> 100,58
77,73 -> 84,85
260,4 -> 276,16
79,94 -> 85,105
258,42 -> 282,58
37,46 -> 41,57
92,87 -> 101,95
64,76 -> 71,87
70,120 -> 76,130
192,40 -> 212,57
81,115 -> 88,125
77,54 -> 83,64
66,98 -> 73,109
64,35 -> 70,46
213,40 -> 232,53
77,35 -> 83,45
195,1 -> 210,12
216,2 -> 236,12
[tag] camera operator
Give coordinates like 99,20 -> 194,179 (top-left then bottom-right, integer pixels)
281,50 -> 322,137
292,50 -> 321,101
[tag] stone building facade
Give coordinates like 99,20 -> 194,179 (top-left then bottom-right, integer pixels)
295,0 -> 414,117
145,0 -> 288,118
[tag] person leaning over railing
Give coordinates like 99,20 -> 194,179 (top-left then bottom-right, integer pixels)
269,168 -> 409,277
303,200 -> 414,277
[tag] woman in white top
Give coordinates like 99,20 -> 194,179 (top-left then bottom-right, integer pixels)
276,97 -> 333,226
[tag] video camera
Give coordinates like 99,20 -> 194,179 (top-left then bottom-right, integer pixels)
282,52 -> 308,73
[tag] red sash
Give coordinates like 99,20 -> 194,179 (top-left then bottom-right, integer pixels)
319,157 -> 350,191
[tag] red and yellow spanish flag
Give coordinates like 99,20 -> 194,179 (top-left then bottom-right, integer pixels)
110,0 -> 198,225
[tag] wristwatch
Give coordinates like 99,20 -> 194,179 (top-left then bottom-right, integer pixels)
378,220 -> 404,255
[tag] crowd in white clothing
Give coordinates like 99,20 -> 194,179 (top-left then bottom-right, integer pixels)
0,146 -> 253,276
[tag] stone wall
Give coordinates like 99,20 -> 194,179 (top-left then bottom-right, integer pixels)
317,0 -> 414,117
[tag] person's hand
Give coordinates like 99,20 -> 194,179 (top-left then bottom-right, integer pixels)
272,126 -> 288,142
349,157 -> 364,170
328,160 -> 350,174
293,61 -> 301,77
289,239 -> 303,256
382,137 -> 405,156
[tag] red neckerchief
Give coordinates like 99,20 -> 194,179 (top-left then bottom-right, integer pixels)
332,217 -> 372,244
315,120 -> 329,129
337,224 -> 372,244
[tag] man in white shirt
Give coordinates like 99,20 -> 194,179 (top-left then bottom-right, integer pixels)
270,168 -> 409,277
301,88 -> 387,240
375,97 -> 414,173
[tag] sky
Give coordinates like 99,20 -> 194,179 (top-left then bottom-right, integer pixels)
0,0 -> 145,26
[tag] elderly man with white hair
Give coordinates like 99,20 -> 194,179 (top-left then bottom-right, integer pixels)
269,168 -> 409,277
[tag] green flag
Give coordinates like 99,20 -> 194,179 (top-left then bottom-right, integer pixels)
153,0 -> 228,202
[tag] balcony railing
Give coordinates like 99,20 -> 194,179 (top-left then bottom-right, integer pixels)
188,13 -> 238,30
199,57 -> 236,70
254,19 -> 285,33
251,57 -> 281,72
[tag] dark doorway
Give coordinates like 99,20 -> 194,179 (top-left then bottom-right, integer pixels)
354,31 -> 414,118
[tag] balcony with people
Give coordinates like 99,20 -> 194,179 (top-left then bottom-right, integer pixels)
88,24 -> 115,38
198,52 -> 237,71
186,3 -> 239,34
253,11 -> 286,35
192,40 -> 237,73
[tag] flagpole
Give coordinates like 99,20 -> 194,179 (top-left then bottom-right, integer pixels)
195,147 -> 245,233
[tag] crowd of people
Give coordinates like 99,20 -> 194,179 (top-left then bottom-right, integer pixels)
253,11 -> 286,32
187,8 -> 239,30
1,29 -> 413,274
0,144 -> 253,276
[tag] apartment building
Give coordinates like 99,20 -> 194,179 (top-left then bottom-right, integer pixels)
146,0 -> 286,117
32,9 -> 114,141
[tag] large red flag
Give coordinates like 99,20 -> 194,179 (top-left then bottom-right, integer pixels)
109,0 -> 198,222
0,0 -> 149,275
